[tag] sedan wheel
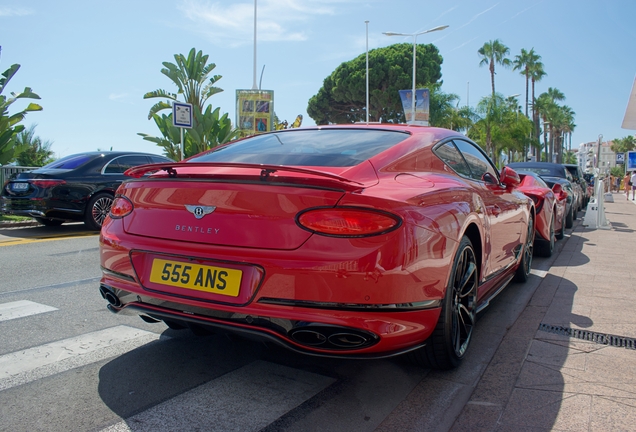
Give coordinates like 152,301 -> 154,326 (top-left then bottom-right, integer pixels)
555,208 -> 566,240
565,205 -> 574,228
514,215 -> 534,282
536,214 -> 555,257
409,236 -> 478,370
84,193 -> 113,231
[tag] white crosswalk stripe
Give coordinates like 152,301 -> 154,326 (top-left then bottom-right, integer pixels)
0,325 -> 166,391
0,300 -> 57,322
101,360 -> 335,432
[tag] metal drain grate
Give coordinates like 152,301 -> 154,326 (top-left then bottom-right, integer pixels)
538,324 -> 636,350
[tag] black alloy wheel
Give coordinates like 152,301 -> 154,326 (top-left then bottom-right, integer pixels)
409,236 -> 478,370
85,192 -> 113,231
565,204 -> 574,228
536,213 -> 555,257
514,215 -> 534,283
556,207 -> 566,240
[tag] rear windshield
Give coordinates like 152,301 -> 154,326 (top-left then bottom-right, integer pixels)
42,154 -> 96,169
509,165 -> 564,178
188,129 -> 409,167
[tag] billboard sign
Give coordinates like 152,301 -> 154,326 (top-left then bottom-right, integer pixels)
236,89 -> 274,135
627,151 -> 636,171
398,88 -> 430,126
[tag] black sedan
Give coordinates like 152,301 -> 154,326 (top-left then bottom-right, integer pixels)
507,162 -> 579,228
1,151 -> 173,230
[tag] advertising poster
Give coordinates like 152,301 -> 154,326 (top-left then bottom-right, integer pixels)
236,90 -> 274,135
398,88 -> 430,126
627,151 -> 636,171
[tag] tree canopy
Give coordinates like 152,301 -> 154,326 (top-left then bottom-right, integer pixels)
139,48 -> 237,159
307,43 -> 443,124
0,58 -> 43,165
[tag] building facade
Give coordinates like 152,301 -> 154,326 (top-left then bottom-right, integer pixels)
578,141 -> 617,174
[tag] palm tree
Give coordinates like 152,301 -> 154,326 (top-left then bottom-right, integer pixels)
537,88 -> 568,162
478,39 -> 511,96
473,93 -> 505,159
528,60 -> 546,157
512,48 -> 540,118
143,48 -> 224,120
14,124 -> 55,166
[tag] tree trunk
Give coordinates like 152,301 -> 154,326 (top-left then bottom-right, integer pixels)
490,60 -> 496,96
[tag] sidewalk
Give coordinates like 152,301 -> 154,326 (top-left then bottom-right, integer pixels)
451,192 -> 636,431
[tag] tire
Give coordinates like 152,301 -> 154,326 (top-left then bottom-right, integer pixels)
555,208 -> 566,240
34,217 -> 64,227
409,236 -> 478,370
84,192 -> 113,231
565,204 -> 574,229
535,213 -> 555,257
514,215 -> 534,283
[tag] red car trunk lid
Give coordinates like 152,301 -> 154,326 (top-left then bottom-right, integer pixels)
120,180 -> 346,250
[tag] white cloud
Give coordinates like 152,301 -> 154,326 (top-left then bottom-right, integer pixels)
0,7 -> 34,16
109,93 -> 128,101
177,0 -> 358,45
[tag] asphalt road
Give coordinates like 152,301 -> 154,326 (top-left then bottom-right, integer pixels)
0,224 -> 566,432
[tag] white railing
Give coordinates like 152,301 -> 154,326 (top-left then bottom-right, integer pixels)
0,165 -> 38,186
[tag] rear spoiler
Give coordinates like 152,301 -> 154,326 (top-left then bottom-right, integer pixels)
125,162 -> 365,186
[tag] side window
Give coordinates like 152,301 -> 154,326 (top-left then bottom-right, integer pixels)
103,156 -> 151,174
452,140 -> 498,182
434,141 -> 471,177
150,155 -> 173,164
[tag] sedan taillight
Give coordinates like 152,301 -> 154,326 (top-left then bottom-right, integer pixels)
109,196 -> 134,218
297,208 -> 401,237
29,179 -> 66,188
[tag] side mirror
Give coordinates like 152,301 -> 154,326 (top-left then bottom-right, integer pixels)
500,166 -> 521,188
551,183 -> 563,195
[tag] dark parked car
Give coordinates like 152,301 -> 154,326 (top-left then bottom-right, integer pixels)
1,151 -> 173,230
563,164 -> 590,208
99,125 -> 535,370
507,162 -> 579,228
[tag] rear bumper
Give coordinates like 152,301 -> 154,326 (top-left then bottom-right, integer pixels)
1,197 -> 83,220
98,278 -> 442,358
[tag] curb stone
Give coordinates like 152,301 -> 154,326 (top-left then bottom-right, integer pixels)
0,220 -> 42,229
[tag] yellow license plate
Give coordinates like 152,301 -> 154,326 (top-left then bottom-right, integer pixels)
149,258 -> 242,297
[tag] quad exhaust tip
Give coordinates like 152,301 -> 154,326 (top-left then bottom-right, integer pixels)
288,326 -> 377,350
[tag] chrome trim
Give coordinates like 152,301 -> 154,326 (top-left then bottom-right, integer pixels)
257,297 -> 441,311
101,266 -> 137,283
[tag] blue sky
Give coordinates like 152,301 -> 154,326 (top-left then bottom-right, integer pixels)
2,0 -> 636,158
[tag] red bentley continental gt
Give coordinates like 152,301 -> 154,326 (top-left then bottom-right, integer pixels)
99,125 -> 535,369
515,171 -> 568,257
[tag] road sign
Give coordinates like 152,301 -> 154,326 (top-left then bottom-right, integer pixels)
616,152 -> 625,164
172,102 -> 193,128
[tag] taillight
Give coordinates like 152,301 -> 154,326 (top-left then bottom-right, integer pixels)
29,179 -> 66,188
109,196 -> 134,218
297,208 -> 401,237
528,194 -> 544,213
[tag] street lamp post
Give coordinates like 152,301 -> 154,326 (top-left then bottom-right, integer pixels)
383,25 -> 448,124
365,20 -> 370,124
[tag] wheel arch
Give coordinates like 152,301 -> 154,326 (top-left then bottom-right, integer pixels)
462,222 -> 483,282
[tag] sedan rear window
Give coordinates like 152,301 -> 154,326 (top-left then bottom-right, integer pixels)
42,154 -> 95,169
188,129 -> 409,167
